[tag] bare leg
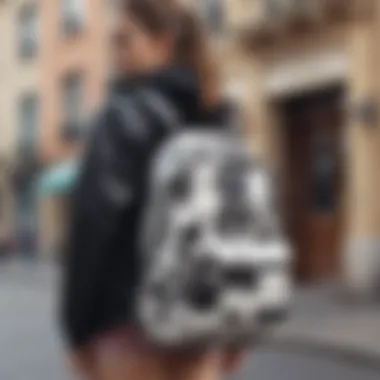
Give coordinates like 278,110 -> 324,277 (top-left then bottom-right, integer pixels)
67,330 -> 246,380
94,346 -> 229,380
67,347 -> 100,380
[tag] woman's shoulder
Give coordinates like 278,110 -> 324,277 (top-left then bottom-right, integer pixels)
88,86 -> 180,150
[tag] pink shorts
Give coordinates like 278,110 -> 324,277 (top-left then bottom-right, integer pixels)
90,325 -> 210,359
91,325 -> 154,356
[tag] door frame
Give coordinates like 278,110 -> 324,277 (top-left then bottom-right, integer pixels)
270,84 -> 347,283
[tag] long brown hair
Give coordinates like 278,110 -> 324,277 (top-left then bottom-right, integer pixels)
121,0 -> 221,108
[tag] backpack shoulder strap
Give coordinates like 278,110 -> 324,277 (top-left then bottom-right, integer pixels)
135,87 -> 181,137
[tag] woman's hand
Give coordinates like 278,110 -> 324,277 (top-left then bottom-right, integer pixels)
67,346 -> 98,380
222,348 -> 247,373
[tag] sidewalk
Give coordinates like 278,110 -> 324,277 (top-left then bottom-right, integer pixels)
0,257 -> 59,289
2,258 -> 380,365
271,284 -> 380,365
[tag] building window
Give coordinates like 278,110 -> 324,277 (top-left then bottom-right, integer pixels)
19,5 -> 38,59
19,93 -> 39,152
199,0 -> 224,34
61,72 -> 85,140
61,0 -> 84,36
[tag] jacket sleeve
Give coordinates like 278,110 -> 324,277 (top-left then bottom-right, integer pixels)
60,104 -> 148,348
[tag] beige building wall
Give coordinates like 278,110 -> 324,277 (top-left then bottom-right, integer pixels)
39,0 -> 110,257
40,0 -> 109,164
0,0 -> 40,156
224,0 -> 380,294
344,9 -> 380,296
0,0 -> 40,235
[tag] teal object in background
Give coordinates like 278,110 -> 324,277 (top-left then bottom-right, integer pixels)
37,160 -> 80,196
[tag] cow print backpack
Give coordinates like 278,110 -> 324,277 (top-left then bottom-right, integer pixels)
136,106 -> 292,350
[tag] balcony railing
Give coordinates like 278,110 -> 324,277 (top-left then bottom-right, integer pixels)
227,0 -> 375,45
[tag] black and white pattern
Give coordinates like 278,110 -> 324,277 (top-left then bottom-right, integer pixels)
137,130 -> 292,348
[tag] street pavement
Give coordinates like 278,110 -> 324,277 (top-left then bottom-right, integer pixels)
0,260 -> 66,380
228,346 -> 380,380
274,282 -> 380,362
0,259 -> 380,380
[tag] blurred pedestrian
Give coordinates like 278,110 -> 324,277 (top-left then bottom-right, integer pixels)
60,0 -> 245,379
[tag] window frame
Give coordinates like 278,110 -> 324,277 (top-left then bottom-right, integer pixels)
199,0 -> 225,35
61,71 -> 86,140
18,92 -> 39,152
18,3 -> 38,60
61,0 -> 85,36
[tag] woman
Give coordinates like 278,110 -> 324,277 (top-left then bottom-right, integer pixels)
61,0 -> 245,379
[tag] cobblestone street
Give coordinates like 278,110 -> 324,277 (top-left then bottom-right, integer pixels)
0,260 -> 68,380
0,259 -> 379,380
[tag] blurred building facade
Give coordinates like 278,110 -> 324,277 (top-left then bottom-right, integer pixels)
222,0 -> 380,296
0,0 -> 41,257
1,0 -> 379,295
40,0 -> 110,163
38,0 -> 112,258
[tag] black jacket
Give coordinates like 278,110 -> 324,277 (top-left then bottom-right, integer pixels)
60,66 -> 232,349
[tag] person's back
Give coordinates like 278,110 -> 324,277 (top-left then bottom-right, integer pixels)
61,1 -> 245,379
62,65 -> 232,347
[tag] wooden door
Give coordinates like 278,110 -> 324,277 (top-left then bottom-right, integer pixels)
281,86 -> 344,283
